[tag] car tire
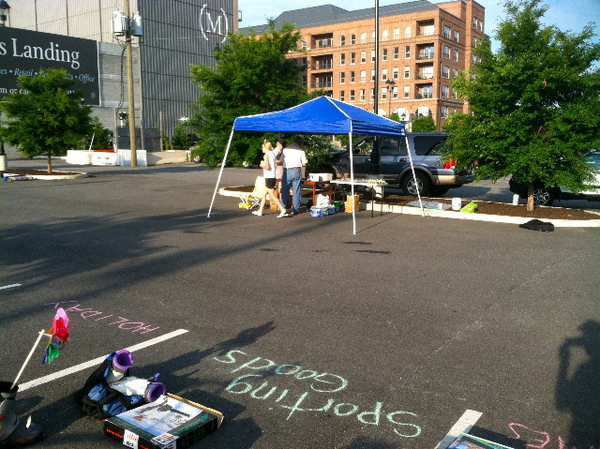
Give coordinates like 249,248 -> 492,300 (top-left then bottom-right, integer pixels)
533,187 -> 555,206
402,172 -> 433,196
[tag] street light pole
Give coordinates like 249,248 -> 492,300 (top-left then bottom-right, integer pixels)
124,0 -> 137,167
385,79 -> 396,117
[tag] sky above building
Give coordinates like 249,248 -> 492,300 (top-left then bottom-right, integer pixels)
238,0 -> 600,52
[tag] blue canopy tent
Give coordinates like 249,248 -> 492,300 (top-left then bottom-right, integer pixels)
208,96 -> 416,234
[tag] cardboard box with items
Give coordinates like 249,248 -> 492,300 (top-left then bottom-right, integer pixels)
103,394 -> 223,449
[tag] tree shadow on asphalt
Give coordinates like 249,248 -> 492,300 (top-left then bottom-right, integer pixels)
342,436 -> 399,448
555,319 -> 600,447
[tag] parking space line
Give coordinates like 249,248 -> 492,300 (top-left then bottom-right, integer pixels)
433,409 -> 483,449
0,284 -> 22,290
19,328 -> 189,392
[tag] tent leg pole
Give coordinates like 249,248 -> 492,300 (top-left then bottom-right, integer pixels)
349,132 -> 356,235
207,128 -> 235,218
405,135 -> 424,216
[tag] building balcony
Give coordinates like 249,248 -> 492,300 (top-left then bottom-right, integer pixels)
312,62 -> 334,71
416,53 -> 434,60
415,93 -> 433,99
416,74 -> 434,80
311,81 -> 333,88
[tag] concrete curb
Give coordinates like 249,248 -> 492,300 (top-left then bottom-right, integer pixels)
220,186 -> 600,228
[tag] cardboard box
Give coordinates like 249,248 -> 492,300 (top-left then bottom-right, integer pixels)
103,394 -> 223,449
345,194 -> 360,213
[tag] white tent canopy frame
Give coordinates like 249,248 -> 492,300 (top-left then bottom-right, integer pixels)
207,96 -> 423,234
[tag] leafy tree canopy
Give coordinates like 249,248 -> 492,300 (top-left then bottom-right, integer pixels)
443,0 -> 600,195
411,114 -> 437,132
0,68 -> 93,172
190,21 -> 323,166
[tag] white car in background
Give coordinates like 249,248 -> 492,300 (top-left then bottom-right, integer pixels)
509,151 -> 600,206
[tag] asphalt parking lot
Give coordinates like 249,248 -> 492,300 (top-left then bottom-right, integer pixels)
1,157 -> 599,449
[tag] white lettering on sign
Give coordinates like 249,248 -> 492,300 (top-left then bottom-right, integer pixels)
213,350 -> 422,438
199,5 -> 229,43
10,38 -> 80,70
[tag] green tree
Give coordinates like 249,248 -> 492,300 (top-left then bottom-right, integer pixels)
171,123 -> 193,151
411,114 -> 436,132
189,21 -> 319,166
443,0 -> 600,210
0,69 -> 94,173
89,117 -> 113,150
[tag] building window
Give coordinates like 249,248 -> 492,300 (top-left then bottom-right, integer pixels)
382,87 -> 387,100
443,25 -> 451,39
351,34 -> 356,45
442,85 -> 449,98
360,70 -> 366,82
350,71 -> 356,82
394,47 -> 399,60
371,50 -> 376,62
340,90 -> 345,101
453,68 -> 459,78
350,90 -> 355,101
422,24 -> 434,35
360,89 -> 365,101
421,65 -> 434,79
382,68 -> 388,80
404,46 -> 411,58
361,51 -> 366,63
370,88 -> 375,100
453,49 -> 459,62
393,67 -> 399,79
371,31 -> 376,42
350,52 -> 356,64
382,29 -> 389,41
441,105 -> 448,118
340,53 -> 346,65
394,28 -> 400,39
404,66 -> 410,78
443,45 -> 450,59
371,69 -> 375,81
301,40 -> 307,49
442,65 -> 450,79
404,85 -> 410,98
405,26 -> 411,38
393,87 -> 398,99
340,35 -> 346,46
454,30 -> 459,42
382,48 -> 388,61
361,32 -> 367,44
340,72 -> 346,84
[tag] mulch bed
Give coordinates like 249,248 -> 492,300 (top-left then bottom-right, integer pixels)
229,185 -> 599,221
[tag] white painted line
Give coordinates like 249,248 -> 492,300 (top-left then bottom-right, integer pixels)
434,409 -> 483,449
19,328 -> 189,392
0,284 -> 22,291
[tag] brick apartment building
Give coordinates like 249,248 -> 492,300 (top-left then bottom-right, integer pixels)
243,0 -> 486,130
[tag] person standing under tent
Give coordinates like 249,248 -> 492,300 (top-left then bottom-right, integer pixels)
278,137 -> 308,216
253,139 -> 288,218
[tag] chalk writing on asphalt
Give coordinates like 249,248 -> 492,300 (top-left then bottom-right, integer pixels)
507,422 -> 596,449
212,350 -> 422,438
49,302 -> 160,334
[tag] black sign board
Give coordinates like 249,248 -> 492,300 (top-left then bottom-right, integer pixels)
0,28 -> 100,105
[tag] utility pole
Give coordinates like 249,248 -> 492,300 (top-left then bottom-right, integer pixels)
124,0 -> 137,167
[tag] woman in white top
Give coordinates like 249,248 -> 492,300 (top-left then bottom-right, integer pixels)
253,139 -> 288,218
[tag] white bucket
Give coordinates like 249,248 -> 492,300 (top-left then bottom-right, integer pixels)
452,197 -> 462,211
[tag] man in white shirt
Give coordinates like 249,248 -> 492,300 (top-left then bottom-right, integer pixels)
278,137 -> 308,215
